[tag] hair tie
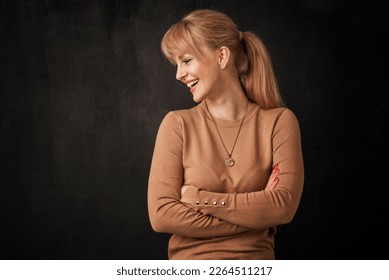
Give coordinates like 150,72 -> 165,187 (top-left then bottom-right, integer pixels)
239,31 -> 243,41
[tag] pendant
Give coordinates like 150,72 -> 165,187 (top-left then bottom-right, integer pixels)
224,157 -> 235,167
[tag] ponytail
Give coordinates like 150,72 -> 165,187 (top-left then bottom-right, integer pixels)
239,32 -> 284,109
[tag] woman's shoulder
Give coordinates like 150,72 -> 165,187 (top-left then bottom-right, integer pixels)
256,106 -> 301,130
157,104 -> 202,133
258,106 -> 298,121
164,103 -> 202,122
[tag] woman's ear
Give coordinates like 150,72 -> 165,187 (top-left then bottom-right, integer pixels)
218,46 -> 230,69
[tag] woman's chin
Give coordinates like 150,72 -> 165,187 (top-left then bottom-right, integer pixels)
192,92 -> 207,103
192,95 -> 203,103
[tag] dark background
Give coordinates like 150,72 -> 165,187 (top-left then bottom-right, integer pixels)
1,0 -> 388,260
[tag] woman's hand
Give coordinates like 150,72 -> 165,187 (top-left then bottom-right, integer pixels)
265,164 -> 279,191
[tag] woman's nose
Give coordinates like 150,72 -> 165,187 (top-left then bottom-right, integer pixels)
176,65 -> 187,81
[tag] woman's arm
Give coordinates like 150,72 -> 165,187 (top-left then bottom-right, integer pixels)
180,109 -> 304,230
148,112 -> 250,238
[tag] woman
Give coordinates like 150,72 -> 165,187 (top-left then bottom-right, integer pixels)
148,9 -> 304,260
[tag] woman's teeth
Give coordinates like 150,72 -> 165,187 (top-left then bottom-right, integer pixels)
187,79 -> 199,89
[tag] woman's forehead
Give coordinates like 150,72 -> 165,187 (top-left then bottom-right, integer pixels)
171,47 -> 198,60
173,45 -> 214,60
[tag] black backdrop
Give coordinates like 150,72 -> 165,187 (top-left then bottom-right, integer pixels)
1,0 -> 388,260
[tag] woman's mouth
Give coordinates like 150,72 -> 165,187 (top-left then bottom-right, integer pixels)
187,79 -> 199,89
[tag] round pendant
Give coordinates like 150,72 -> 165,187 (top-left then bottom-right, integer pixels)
224,157 -> 235,167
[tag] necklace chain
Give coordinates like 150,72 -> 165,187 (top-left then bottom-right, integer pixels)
204,100 -> 250,167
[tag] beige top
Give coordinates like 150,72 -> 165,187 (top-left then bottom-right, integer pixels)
148,101 -> 304,259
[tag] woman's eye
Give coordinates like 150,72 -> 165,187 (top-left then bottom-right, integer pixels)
183,59 -> 192,65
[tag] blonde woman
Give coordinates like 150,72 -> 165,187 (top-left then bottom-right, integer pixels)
148,9 -> 304,260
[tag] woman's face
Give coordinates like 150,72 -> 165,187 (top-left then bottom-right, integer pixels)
173,46 -> 221,103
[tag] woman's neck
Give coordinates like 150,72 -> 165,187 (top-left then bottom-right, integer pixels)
205,84 -> 249,121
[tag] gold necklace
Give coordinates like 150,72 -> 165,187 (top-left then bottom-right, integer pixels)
205,100 -> 251,167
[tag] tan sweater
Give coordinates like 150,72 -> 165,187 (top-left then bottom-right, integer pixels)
148,101 -> 304,260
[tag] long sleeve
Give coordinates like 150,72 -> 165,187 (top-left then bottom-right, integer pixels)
180,109 -> 304,230
147,112 -> 249,238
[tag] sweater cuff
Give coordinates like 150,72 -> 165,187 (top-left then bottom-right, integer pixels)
181,185 -> 230,216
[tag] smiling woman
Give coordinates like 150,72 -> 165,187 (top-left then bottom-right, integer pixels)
147,9 -> 304,260
173,46 -> 222,103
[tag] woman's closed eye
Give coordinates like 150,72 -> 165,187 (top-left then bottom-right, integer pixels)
173,59 -> 191,68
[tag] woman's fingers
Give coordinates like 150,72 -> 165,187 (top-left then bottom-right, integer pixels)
265,164 -> 279,190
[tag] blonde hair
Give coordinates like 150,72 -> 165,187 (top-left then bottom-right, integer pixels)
161,9 -> 284,109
